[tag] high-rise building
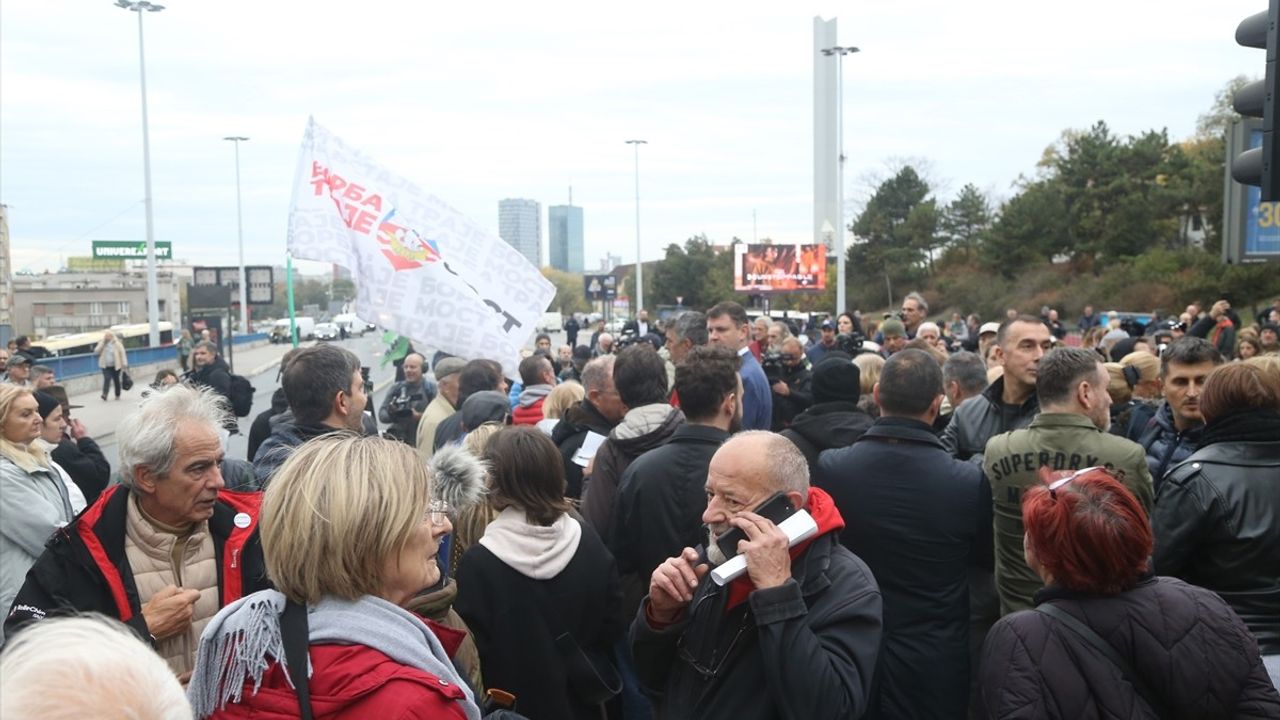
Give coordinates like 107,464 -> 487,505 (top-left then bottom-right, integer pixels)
548,204 -> 584,273
498,198 -> 541,268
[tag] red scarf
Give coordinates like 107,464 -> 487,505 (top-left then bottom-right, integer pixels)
724,487 -> 845,610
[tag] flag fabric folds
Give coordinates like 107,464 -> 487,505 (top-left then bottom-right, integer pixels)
287,117 -> 554,376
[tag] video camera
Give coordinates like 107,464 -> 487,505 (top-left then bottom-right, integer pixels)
835,332 -> 865,356
761,350 -> 785,385
615,329 -> 641,350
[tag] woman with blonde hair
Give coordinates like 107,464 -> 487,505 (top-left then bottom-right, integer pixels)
0,385 -> 76,644
94,329 -> 128,401
853,353 -> 885,419
537,381 -> 585,436
187,435 -> 481,719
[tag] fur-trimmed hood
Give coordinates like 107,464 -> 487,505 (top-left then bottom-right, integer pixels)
428,444 -> 488,512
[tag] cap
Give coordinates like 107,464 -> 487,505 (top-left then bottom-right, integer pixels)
432,357 -> 467,381
979,322 -> 1001,336
6,355 -> 31,368
461,391 -> 510,431
811,356 -> 861,405
43,385 -> 83,410
33,391 -> 61,420
820,319 -> 835,330
880,318 -> 907,338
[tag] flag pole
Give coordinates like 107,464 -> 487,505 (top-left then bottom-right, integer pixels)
287,253 -> 298,348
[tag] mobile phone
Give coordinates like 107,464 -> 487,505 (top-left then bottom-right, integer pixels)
714,491 -> 797,559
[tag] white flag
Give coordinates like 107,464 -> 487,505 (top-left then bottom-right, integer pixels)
287,118 -> 554,376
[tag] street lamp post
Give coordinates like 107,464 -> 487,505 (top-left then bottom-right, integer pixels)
224,136 -> 249,336
115,0 -> 165,348
821,45 -> 859,315
625,139 -> 647,319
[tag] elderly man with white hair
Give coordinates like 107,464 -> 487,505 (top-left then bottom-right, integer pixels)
4,384 -> 270,677
630,431 -> 883,719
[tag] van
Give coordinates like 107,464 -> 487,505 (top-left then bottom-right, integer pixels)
270,316 -> 316,343
537,312 -> 563,333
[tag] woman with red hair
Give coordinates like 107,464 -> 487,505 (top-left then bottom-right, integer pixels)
977,467 -> 1279,719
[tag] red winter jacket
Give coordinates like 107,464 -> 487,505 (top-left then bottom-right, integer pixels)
511,396 -> 546,426
209,621 -> 473,720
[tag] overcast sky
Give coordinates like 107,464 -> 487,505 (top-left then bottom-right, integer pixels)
0,1 -> 1264,276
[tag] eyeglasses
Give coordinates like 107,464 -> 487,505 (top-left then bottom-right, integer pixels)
675,589 -> 752,679
425,499 -> 452,526
1046,465 -> 1124,499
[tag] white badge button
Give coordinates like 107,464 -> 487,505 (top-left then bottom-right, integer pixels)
233,512 -> 251,529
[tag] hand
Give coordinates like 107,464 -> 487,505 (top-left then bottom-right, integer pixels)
730,512 -> 792,590
1210,299 -> 1230,319
70,419 -> 88,440
771,381 -> 790,396
648,547 -> 709,624
142,585 -> 201,642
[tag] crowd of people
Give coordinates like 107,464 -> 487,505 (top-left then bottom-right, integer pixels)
0,292 -> 1278,719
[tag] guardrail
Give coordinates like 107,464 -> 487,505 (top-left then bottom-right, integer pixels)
34,333 -> 268,381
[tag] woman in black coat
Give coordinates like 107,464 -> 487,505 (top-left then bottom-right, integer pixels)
977,467 -> 1280,719
455,426 -> 623,720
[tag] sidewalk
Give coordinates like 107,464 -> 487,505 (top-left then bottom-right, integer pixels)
69,341 -> 309,443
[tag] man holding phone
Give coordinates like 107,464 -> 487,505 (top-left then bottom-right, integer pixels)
630,431 -> 882,720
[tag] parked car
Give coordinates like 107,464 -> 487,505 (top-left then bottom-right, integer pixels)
314,322 -> 341,341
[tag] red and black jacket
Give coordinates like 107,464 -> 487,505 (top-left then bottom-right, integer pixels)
4,484 -> 270,645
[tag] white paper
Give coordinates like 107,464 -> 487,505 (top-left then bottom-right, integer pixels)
572,431 -> 607,467
710,509 -> 819,586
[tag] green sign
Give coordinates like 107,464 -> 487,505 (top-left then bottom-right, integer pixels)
92,240 -> 172,259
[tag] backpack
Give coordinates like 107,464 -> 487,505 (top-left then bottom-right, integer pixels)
228,374 -> 255,417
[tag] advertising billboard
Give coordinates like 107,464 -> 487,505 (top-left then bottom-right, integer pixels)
733,243 -> 827,293
1224,119 -> 1280,263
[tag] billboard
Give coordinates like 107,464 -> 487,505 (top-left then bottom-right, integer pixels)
92,240 -> 172,259
733,243 -> 827,293
1223,119 -> 1280,263
584,273 -> 617,301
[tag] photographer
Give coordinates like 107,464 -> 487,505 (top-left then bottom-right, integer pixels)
378,352 -> 436,445
768,337 -> 814,431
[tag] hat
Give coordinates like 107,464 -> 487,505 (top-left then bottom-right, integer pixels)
979,322 -> 1001,336
43,385 -> 82,410
880,318 -> 907,338
33,391 -> 61,420
461,390 -> 510,431
1261,323 -> 1280,336
811,356 -> 861,405
432,357 -> 467,381
820,319 -> 835,330
6,354 -> 31,368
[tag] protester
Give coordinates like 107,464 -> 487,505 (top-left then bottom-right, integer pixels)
29,364 -> 55,390
186,435 -> 481,719
0,615 -> 193,720
781,353 -> 874,473
984,347 -> 1153,615
414,357 -> 466,462
44,385 -> 111,506
854,352 -> 885,419
31,390 -> 87,513
769,337 -> 813,430
977,468 -> 1280,718
805,318 -> 839,364
611,345 -> 741,615
93,330 -> 130,402
6,385 -> 269,675
749,316 -> 770,360
707,301 -> 771,430
511,353 -> 557,426
940,351 -> 989,433
879,318 -> 909,357
186,340 -> 234,412
581,344 -> 683,538
378,352 -> 436,444
0,386 -> 78,643
247,349 -> 300,464
1129,337 -> 1224,489
817,349 -> 990,720
1188,298 -> 1239,359
4,354 -> 36,389
253,343 -> 368,485
1152,362 -> 1280,684
558,344 -> 591,384
433,360 -> 508,451
765,321 -> 791,354
564,313 -> 581,348
455,426 -> 623,720
536,380 -> 584,436
594,332 -> 616,357
553,355 -> 625,499
1238,335 -> 1263,360
665,310 -> 708,367
899,292 -> 928,339
178,328 -> 194,373
630,431 -> 882,719
837,311 -> 862,336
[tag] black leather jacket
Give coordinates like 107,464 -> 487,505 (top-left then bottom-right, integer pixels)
1152,438 -> 1280,654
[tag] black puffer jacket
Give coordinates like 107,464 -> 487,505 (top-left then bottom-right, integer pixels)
552,400 -> 619,499
1134,401 -> 1204,490
1152,410 -> 1280,654
977,577 -> 1280,719
781,401 -> 875,474
941,376 -> 1039,465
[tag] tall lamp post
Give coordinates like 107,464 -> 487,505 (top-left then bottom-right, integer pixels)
115,0 -> 165,348
224,136 -> 249,335
625,139 -> 647,319
821,45 -> 859,315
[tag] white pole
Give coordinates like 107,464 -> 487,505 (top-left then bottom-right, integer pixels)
226,137 -> 250,334
626,139 -> 647,318
135,5 -> 162,347
835,50 -> 846,316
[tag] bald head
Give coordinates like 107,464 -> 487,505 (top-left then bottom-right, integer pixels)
710,431 -> 809,498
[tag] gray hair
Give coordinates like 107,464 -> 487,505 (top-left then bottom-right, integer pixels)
769,321 -> 792,339
943,351 -> 988,396
905,291 -> 929,314
671,311 -> 708,346
29,365 -> 54,381
117,384 -> 230,485
581,354 -> 616,393
734,430 -> 810,497
194,340 -> 218,355
0,615 -> 192,720
916,321 -> 940,337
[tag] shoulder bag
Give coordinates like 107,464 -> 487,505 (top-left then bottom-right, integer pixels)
528,580 -> 622,705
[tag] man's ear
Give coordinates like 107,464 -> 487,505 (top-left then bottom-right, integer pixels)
720,390 -> 737,418
133,466 -> 160,496
334,389 -> 351,417
929,393 -> 944,418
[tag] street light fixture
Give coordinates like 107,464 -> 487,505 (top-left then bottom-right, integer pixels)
115,0 -> 165,348
625,139 -> 647,319
821,45 -> 859,315
224,136 -> 249,335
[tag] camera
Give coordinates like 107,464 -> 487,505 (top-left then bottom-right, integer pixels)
761,351 -> 785,385
614,329 -> 640,350
835,332 -> 865,355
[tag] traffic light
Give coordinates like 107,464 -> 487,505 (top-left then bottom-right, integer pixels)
1232,1 -> 1280,200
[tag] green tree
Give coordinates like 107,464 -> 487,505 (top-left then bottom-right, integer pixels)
649,235 -> 721,308
982,180 -> 1070,276
939,184 -> 993,261
849,165 -> 933,306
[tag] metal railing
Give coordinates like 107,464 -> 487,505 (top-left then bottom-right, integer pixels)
38,333 -> 268,381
